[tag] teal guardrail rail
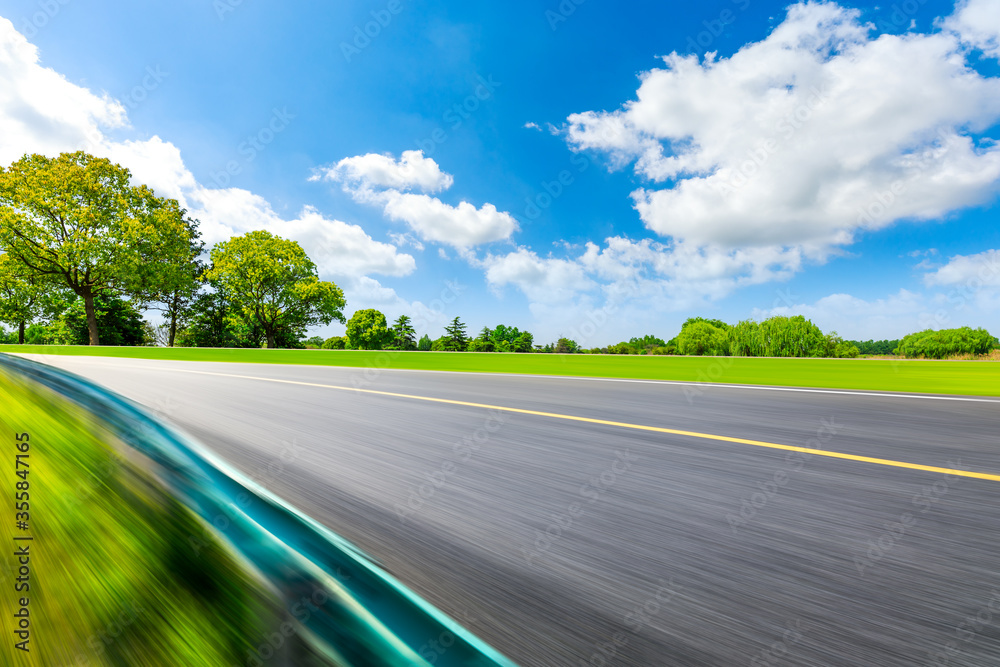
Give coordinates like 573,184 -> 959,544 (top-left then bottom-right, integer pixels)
0,353 -> 518,667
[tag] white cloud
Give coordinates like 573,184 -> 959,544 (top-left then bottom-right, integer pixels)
923,249 -> 1000,288
376,190 -> 517,249
945,0 -> 1000,59
484,235 -> 805,314
565,2 -> 1000,254
327,150 -> 518,249
523,122 -> 542,131
0,17 -> 126,166
483,247 -> 594,304
313,149 -> 453,193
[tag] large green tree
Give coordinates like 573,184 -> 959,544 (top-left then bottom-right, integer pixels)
346,309 -> 393,350
0,254 -> 46,344
676,320 -> 729,356
0,152 -> 197,345
135,222 -> 205,347
203,231 -> 346,349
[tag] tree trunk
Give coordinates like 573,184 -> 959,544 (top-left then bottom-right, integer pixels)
18,321 -> 25,345
265,330 -> 275,349
84,292 -> 100,346
168,292 -> 179,347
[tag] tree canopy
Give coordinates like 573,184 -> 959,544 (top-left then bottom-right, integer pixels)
0,152 -> 196,344
347,309 -> 393,350
391,315 -> 417,350
442,317 -> 469,351
203,230 -> 346,349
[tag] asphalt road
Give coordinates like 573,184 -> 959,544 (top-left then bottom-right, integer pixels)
18,355 -> 1000,666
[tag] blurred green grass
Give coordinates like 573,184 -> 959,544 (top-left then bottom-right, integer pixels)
0,368 -> 283,666
4,346 -> 999,396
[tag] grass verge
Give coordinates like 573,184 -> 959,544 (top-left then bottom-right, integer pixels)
0,365 -> 283,666
3,345 -> 999,396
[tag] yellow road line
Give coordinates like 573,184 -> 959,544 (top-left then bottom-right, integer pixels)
166,368 -> 1000,483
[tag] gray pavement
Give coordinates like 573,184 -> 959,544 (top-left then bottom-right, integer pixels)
19,355 -> 1000,666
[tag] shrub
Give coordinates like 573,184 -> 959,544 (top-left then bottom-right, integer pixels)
321,336 -> 346,350
896,327 -> 998,359
834,341 -> 861,358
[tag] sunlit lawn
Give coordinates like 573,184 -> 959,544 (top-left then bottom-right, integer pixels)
4,345 -> 999,396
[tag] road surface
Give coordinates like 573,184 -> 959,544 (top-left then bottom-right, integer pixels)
17,355 -> 1000,666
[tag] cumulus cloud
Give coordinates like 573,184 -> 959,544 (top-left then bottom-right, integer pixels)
923,249 -> 1000,288
0,17 -> 126,166
752,289 -> 930,340
0,17 -> 416,313
945,0 -> 1000,59
565,1 -> 1000,253
325,150 -> 518,250
312,149 -> 453,193
483,235 -> 807,313
482,248 -> 595,304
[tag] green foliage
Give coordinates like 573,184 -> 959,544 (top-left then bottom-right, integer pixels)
724,316 -> 829,358
177,292 -> 247,348
848,339 -> 901,355
554,338 -> 579,353
513,332 -> 534,353
137,246 -> 205,348
442,316 -> 468,351
0,254 -> 47,343
682,317 -> 730,331
0,151 -> 197,345
321,336 -> 347,350
303,335 -> 326,349
391,315 -> 417,351
204,230 -> 346,349
896,327 -> 998,359
176,291 -> 305,348
677,321 -> 729,356
346,309 -> 393,350
834,341 -> 861,358
57,295 -> 146,346
417,334 -> 432,351
489,324 -> 533,352
629,334 -> 666,353
469,327 -> 495,352
467,338 -> 493,352
430,336 -> 448,351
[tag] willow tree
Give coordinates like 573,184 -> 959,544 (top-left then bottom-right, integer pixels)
0,152 -> 197,345
203,231 -> 346,349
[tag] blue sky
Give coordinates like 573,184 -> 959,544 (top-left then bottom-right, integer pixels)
1,0 -> 998,344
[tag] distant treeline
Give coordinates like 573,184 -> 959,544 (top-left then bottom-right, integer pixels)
848,339 -> 900,355
5,301 -> 998,361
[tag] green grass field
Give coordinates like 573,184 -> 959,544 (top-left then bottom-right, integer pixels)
3,345 -> 999,396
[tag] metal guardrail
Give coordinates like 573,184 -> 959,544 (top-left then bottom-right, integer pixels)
0,353 -> 517,667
